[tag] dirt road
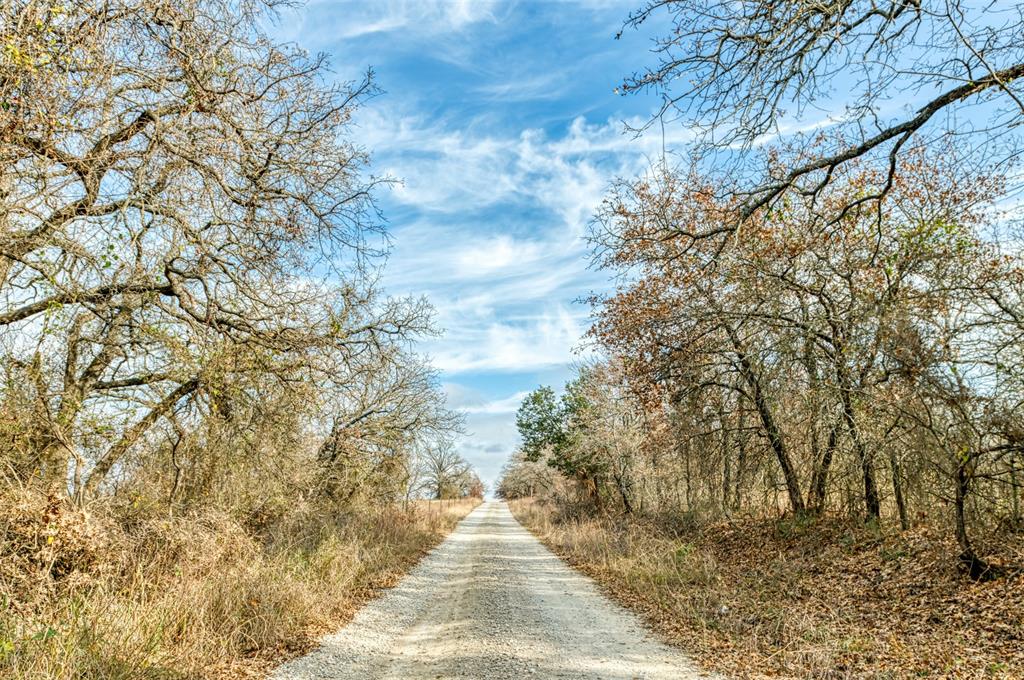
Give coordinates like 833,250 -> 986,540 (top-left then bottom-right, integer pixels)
273,501 -> 714,679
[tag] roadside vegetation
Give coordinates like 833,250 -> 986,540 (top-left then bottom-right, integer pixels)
503,2 -> 1024,678
0,1 -> 480,678
512,499 -> 1021,678
3,489 -> 478,679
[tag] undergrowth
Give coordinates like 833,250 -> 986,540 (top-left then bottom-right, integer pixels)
1,487 -> 478,679
511,498 -> 1023,679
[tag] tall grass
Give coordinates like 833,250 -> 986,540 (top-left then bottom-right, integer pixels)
1,486 -> 478,679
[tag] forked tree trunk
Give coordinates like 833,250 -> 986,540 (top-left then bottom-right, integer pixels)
953,450 -> 1005,581
889,448 -> 910,530
837,368 -> 880,520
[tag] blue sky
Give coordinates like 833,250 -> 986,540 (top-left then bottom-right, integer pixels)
273,0 -> 681,487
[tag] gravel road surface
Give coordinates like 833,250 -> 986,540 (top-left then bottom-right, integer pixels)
273,501 -> 715,679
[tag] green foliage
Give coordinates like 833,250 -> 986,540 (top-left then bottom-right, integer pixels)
515,379 -> 600,481
561,370 -> 594,433
516,386 -> 566,462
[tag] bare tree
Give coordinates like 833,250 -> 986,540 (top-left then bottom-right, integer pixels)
317,356 -> 464,503
421,443 -> 471,500
497,449 -> 558,500
0,0 -> 433,497
620,1 -> 1024,225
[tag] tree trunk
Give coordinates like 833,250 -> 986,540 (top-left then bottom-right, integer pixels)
889,448 -> 910,530
720,398 -> 732,517
615,474 -> 633,514
1010,453 -> 1020,525
808,420 -> 838,514
954,452 -> 992,580
734,409 -> 746,511
591,475 -> 604,512
838,372 -> 880,520
726,325 -> 804,513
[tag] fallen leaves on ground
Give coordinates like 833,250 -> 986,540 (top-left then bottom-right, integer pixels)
512,500 -> 1023,679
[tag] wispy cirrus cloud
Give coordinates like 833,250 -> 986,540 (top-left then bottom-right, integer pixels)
361,107 -> 679,228
448,388 -> 532,415
430,307 -> 590,375
288,0 -> 500,40
472,71 -> 570,103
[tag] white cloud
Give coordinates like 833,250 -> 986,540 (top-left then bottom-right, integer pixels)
384,225 -> 582,289
293,0 -> 499,40
472,71 -> 569,103
444,385 -> 530,415
463,391 -> 531,415
360,108 -> 683,238
429,305 -> 591,374
451,235 -> 548,279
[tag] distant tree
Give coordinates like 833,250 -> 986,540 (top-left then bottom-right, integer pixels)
496,449 -> 558,500
516,387 -> 566,461
516,380 -> 615,508
421,444 -> 470,500
316,359 -> 463,503
467,473 -> 485,500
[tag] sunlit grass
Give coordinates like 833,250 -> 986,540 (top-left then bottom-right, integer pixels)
1,488 -> 479,679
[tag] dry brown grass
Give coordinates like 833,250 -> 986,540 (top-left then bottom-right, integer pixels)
0,487 -> 479,679
511,498 -> 1024,680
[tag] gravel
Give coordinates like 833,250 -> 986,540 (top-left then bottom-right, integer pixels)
272,501 -> 717,679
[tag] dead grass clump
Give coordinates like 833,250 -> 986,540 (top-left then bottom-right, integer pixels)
2,486 -> 112,599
